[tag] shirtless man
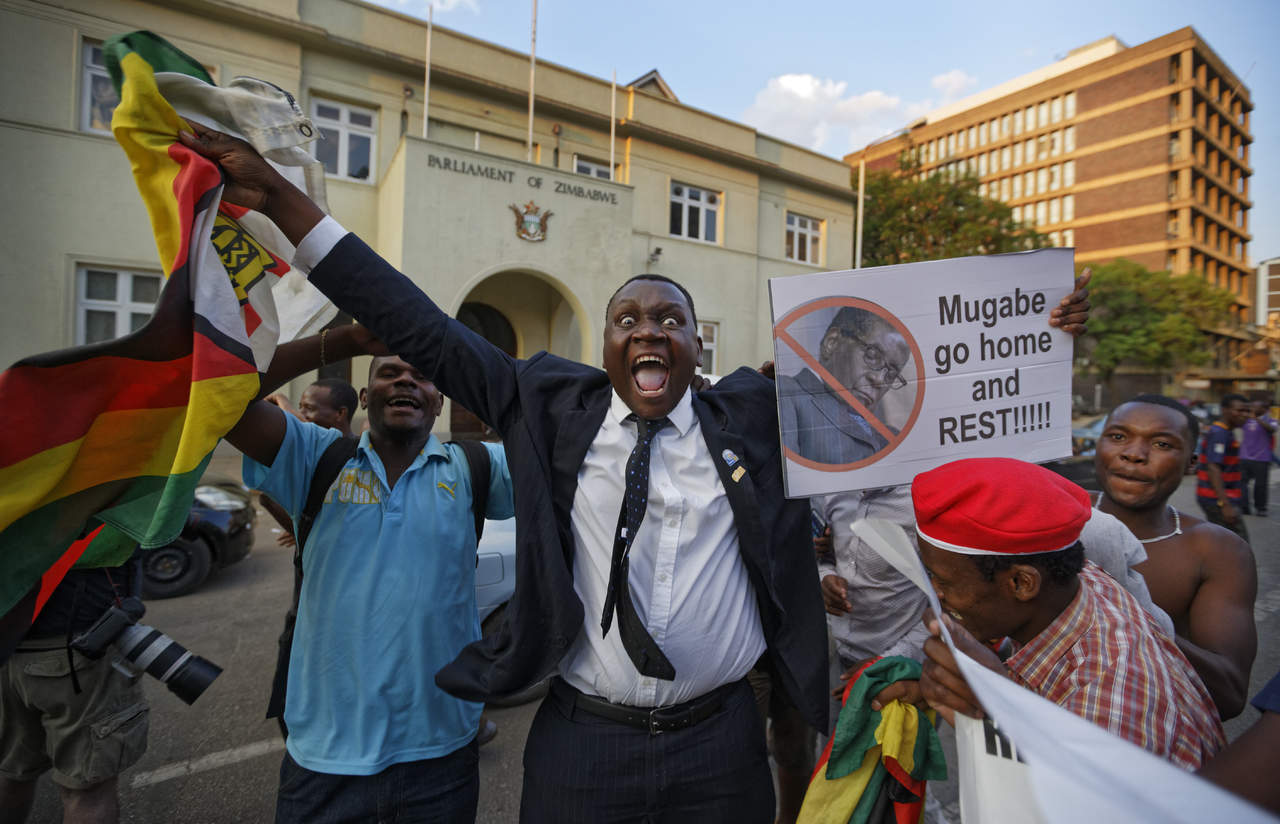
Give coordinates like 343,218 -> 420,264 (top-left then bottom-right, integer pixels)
1093,394 -> 1257,718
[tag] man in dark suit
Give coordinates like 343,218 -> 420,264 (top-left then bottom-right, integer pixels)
181,123 -> 1090,823
182,124 -> 826,823
778,306 -> 908,465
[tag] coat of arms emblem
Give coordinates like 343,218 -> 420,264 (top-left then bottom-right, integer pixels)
509,201 -> 553,242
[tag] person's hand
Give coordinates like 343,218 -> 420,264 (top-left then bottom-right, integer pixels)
870,679 -> 927,711
919,609 -> 1002,725
177,121 -> 286,212
757,361 -> 775,380
1049,267 -> 1091,336
690,373 -> 712,392
813,525 -> 833,558
1222,501 -> 1240,524
264,392 -> 301,418
821,574 -> 852,616
832,657 -> 876,697
275,531 -> 297,548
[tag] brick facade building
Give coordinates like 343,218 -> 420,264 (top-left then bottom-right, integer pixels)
845,28 -> 1261,393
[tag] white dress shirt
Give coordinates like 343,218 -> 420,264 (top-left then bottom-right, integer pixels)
561,389 -> 766,707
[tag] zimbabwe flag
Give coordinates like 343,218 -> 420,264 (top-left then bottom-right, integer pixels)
0,31 -> 305,655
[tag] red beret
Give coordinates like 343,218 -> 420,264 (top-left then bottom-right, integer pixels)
911,458 -> 1090,555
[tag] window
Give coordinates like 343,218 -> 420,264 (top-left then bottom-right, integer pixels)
1012,142 -> 1022,167
1062,228 -> 1074,247
1064,125 -> 1076,153
1037,167 -> 1048,194
1051,97 -> 1062,123
81,42 -> 120,134
1001,177 -> 1011,200
1063,160 -> 1075,187
1012,175 -> 1022,199
76,266 -> 161,344
1063,194 -> 1074,221
574,156 -> 615,180
1049,231 -> 1061,246
698,321 -> 720,375
967,126 -> 975,148
1001,114 -> 1010,137
1064,92 -> 1077,119
1012,205 -> 1022,222
1050,130 -> 1061,157
1013,109 -> 1023,135
1038,101 -> 1049,128
670,182 -> 719,243
1049,197 -> 1061,224
785,212 -> 822,263
1024,170 -> 1035,197
1049,164 -> 1061,190
312,100 -> 376,181
1035,200 -> 1048,225
978,153 -> 987,176
979,122 -> 988,145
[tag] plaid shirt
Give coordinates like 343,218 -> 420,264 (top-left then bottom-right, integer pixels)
1005,563 -> 1224,770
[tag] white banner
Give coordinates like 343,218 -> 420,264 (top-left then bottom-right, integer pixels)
769,250 -> 1074,498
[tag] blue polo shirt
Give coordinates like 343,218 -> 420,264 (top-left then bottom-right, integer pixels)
244,414 -> 513,775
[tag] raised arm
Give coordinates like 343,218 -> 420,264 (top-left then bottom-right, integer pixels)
179,123 -> 525,433
224,325 -> 383,467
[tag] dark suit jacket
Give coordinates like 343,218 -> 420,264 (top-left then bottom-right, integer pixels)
309,234 -> 829,731
778,368 -> 891,464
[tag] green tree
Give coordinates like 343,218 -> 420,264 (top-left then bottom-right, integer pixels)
1077,259 -> 1236,381
859,158 -> 1045,266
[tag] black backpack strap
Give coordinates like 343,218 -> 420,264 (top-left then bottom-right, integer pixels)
266,435 -> 358,725
448,439 -> 491,544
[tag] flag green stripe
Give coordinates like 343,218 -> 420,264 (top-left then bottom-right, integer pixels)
104,30 -> 214,95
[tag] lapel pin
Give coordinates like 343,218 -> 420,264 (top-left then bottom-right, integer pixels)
731,466 -> 746,483
721,448 -> 739,467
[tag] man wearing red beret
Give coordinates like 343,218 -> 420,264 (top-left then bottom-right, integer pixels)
907,458 -> 1224,770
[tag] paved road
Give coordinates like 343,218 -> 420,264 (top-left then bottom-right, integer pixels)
24,455 -> 1280,822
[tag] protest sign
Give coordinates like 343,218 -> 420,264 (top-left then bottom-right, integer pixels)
849,518 -> 1272,824
770,249 -> 1074,498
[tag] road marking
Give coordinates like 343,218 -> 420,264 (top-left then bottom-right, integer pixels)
130,738 -> 285,788
1255,587 -> 1280,624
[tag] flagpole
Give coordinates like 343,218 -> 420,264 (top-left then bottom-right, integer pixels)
609,70 -> 616,181
422,4 -> 433,139
526,0 -> 537,163
855,158 -> 865,269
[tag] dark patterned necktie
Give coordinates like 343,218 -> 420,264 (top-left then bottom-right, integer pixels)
600,415 -> 676,680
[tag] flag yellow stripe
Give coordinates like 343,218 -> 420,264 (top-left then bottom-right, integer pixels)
0,372 -> 257,532
112,51 -> 187,276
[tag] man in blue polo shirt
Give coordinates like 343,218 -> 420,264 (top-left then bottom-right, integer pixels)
226,342 -> 512,823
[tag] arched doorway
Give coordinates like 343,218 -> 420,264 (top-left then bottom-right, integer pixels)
446,269 -> 589,439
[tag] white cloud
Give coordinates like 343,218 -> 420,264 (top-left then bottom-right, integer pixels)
931,69 -> 977,102
741,72 -> 936,157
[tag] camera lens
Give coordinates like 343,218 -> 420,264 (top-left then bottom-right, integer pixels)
116,623 -> 222,705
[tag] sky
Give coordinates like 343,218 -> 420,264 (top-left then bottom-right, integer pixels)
370,0 -> 1278,262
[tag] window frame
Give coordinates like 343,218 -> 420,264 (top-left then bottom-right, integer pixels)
785,211 -> 824,265
573,155 -> 617,180
75,265 -> 162,345
80,41 -> 120,135
311,98 -> 378,183
697,320 -> 720,376
669,181 -> 721,244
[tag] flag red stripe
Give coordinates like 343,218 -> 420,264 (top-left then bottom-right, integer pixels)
0,331 -> 253,466
164,141 -> 222,274
32,524 -> 104,616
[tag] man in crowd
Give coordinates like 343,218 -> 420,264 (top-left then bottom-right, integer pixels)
912,457 -> 1224,770
778,307 -> 910,465
1093,395 -> 1257,718
180,122 -> 1089,822
1239,398 -> 1277,516
225,327 -> 513,822
0,557 -> 148,824
1197,393 -> 1251,541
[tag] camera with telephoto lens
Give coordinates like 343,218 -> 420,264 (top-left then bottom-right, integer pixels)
70,596 -> 222,705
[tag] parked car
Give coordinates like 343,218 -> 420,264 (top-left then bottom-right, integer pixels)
1071,415 -> 1108,456
1043,454 -> 1102,493
475,515 -> 549,706
142,481 -> 255,599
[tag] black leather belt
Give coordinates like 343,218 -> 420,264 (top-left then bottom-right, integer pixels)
550,677 -> 737,735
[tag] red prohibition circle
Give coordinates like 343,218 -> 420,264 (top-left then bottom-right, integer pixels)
773,296 -> 926,472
